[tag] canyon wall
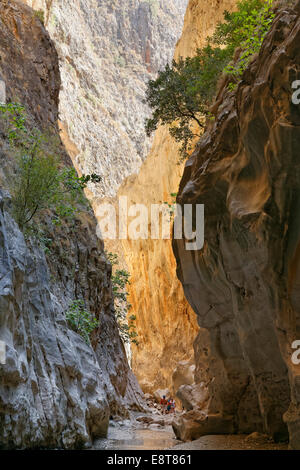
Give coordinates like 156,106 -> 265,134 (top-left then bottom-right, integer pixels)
19,0 -> 196,394
115,0 -> 237,394
0,0 -> 142,449
173,2 -> 300,448
21,0 -> 188,198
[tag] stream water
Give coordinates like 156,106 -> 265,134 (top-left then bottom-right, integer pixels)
94,419 -> 178,450
92,417 -> 289,451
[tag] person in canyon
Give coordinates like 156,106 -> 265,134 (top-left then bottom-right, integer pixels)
171,398 -> 176,414
160,395 -> 168,414
167,398 -> 176,414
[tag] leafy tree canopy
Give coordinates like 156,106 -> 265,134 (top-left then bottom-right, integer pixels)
145,0 -> 275,160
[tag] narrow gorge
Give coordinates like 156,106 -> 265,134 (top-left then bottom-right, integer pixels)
0,0 -> 300,453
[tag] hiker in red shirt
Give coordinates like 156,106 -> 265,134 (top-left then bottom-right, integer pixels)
160,395 -> 168,414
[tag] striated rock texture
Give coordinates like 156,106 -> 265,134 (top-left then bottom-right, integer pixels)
173,3 -> 300,448
21,0 -> 188,198
19,0 -> 195,394
115,0 -> 237,394
0,1 -> 142,449
20,0 -> 237,396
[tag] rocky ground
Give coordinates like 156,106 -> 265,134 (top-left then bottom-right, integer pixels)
95,396 -> 289,450
172,433 -> 288,451
93,411 -> 289,451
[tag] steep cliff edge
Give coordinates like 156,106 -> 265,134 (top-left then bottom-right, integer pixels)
21,0 -> 188,198
116,0 -> 237,394
173,2 -> 300,448
0,1 -> 142,449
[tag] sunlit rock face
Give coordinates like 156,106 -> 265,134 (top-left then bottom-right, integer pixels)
22,0 -> 188,198
173,2 -> 300,448
115,0 -> 237,394
21,0 -> 195,394
20,0 -> 239,397
0,1 -> 143,449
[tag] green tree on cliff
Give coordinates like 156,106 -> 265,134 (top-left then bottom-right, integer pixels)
145,0 -> 274,159
145,46 -> 230,158
0,102 -> 101,231
106,252 -> 139,346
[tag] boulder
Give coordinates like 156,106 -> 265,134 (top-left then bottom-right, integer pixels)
172,411 -> 235,442
176,382 -> 209,412
172,360 -> 195,394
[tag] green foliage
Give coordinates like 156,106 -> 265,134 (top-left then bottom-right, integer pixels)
34,9 -> 45,24
164,192 -> 178,217
145,0 -> 275,160
212,0 -> 275,81
23,224 -> 53,254
0,103 -> 26,144
0,103 -> 101,231
11,130 -> 62,229
145,46 -> 230,159
106,252 -> 139,346
66,300 -> 98,344
61,168 -> 101,193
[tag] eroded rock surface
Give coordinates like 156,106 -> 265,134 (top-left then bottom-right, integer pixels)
115,0 -> 237,395
21,0 -> 198,398
22,0 -> 188,198
0,1 -> 142,449
173,2 -> 300,447
172,360 -> 195,396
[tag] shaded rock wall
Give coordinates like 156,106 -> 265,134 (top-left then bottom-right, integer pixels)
173,2 -> 300,448
0,0 -> 142,449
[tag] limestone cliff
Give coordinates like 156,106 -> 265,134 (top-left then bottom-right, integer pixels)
21,0 -> 188,198
19,0 -> 198,395
115,0 -> 237,394
0,0 -> 142,449
173,1 -> 300,448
